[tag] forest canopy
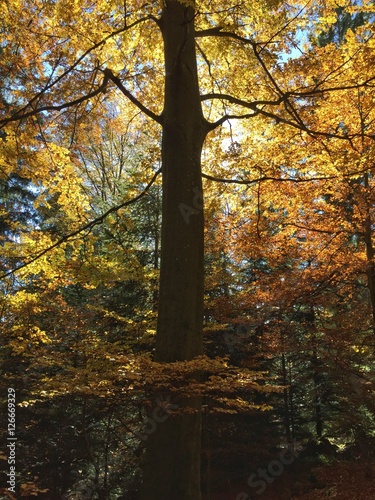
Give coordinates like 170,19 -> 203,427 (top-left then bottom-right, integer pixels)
1,0 -> 375,499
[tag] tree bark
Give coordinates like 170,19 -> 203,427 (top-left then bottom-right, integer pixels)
140,2 -> 208,499
363,172 -> 375,337
281,353 -> 292,444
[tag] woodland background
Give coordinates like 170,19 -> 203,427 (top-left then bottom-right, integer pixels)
1,0 -> 375,499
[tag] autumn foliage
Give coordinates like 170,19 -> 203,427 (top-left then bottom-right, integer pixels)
1,0 -> 375,498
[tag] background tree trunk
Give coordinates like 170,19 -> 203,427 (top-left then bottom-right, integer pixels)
140,2 -> 208,499
363,172 -> 375,337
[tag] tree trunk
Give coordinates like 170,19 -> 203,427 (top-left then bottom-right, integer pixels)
363,172 -> 375,336
313,355 -> 323,439
140,2 -> 208,499
281,353 -> 292,444
312,343 -> 323,439
288,363 -> 296,441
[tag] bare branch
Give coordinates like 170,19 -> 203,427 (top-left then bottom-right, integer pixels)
0,168 -> 162,279
201,92 -> 283,109
196,42 -> 214,79
289,76 -> 375,97
250,44 -> 307,129
2,15 -> 158,126
195,26 -> 225,38
202,165 -> 375,185
0,75 -> 110,127
103,68 -> 163,124
195,28 -> 274,47
195,0 -> 312,52
208,112 -> 260,129
257,0 -> 313,54
202,92 -> 308,133
202,93 -> 367,140
283,222 -> 349,235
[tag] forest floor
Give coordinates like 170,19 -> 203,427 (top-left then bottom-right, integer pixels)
203,456 -> 375,499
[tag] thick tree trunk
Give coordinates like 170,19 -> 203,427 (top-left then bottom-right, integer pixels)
140,2 -> 208,499
156,0 -> 206,363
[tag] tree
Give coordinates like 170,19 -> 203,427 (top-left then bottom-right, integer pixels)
2,0 -> 375,498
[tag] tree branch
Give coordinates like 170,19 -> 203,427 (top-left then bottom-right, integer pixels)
195,27 -> 268,47
289,76 -> 375,97
195,0 -> 312,51
251,44 -> 307,129
103,68 -> 163,124
0,75 -> 110,127
283,222 -> 348,235
1,15 -> 158,127
202,92 -> 311,133
0,168 -> 162,279
202,92 -> 367,139
202,165 -> 375,185
201,92 -> 284,109
202,93 -> 281,130
208,112 -> 260,129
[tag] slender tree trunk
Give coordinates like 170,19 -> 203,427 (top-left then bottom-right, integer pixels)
363,172 -> 375,336
288,363 -> 295,441
281,354 -> 292,444
140,2 -> 208,499
311,322 -> 323,439
152,206 -> 160,312
312,347 -> 323,439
